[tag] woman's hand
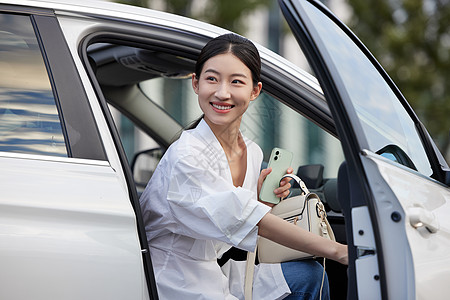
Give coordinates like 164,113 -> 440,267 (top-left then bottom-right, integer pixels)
275,167 -> 294,199
257,167 -> 294,207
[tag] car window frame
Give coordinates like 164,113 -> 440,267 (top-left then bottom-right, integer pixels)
0,5 -> 107,161
31,12 -> 107,161
0,7 -> 70,157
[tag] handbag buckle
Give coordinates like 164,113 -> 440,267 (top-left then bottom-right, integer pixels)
316,201 -> 326,219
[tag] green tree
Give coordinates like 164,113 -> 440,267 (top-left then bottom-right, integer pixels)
346,0 -> 450,161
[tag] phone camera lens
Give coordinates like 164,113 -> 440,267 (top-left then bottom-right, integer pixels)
275,151 -> 280,155
274,156 -> 278,160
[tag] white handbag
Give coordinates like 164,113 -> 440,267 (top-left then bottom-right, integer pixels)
244,174 -> 335,300
257,174 -> 335,263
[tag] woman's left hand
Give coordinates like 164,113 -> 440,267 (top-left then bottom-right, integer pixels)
257,167 -> 294,207
274,167 -> 294,199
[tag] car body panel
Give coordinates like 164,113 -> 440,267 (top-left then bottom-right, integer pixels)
0,153 -> 147,300
364,151 -> 450,300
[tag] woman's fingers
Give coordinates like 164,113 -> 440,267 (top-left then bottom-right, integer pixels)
257,167 -> 272,197
274,181 -> 291,198
274,167 -> 293,198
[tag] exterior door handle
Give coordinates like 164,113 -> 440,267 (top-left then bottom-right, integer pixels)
408,206 -> 439,233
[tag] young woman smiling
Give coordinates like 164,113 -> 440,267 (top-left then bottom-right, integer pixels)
140,33 -> 347,300
192,51 -> 262,188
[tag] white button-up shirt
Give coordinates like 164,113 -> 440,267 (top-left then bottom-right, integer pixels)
140,119 -> 290,299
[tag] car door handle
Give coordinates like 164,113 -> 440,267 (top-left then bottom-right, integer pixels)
408,206 -> 439,233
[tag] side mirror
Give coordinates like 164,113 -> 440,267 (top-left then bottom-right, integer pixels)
131,147 -> 164,189
444,167 -> 450,186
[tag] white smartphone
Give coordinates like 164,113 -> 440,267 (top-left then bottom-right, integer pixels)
259,147 -> 293,205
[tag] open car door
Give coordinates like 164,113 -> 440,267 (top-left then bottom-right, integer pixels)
278,0 -> 450,299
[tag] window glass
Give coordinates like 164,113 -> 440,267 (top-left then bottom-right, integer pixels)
301,1 -> 433,176
109,105 -> 162,195
243,93 -> 344,179
0,14 -> 67,157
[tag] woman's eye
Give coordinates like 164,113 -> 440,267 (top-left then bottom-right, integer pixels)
206,76 -> 217,81
232,79 -> 243,84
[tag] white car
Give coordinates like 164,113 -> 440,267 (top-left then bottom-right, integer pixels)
0,0 -> 449,299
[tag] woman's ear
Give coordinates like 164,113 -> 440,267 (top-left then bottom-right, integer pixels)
192,73 -> 199,95
250,82 -> 263,101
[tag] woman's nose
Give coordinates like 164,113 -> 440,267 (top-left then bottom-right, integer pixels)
215,83 -> 231,99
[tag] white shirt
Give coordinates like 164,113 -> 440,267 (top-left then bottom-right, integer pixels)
140,119 -> 290,299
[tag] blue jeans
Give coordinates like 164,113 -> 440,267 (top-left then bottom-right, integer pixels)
281,259 -> 330,300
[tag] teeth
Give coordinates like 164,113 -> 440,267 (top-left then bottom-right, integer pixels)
212,103 -> 232,110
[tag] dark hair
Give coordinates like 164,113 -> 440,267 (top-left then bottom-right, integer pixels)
195,33 -> 261,85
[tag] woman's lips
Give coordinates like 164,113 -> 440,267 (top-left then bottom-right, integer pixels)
210,102 -> 234,113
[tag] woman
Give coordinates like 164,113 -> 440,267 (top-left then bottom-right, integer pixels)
140,33 -> 348,300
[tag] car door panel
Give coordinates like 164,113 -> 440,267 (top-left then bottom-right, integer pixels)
0,154 -> 147,300
54,14 -> 160,300
364,152 -> 450,299
359,153 -> 416,299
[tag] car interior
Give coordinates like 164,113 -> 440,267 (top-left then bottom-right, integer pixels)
86,38 -> 349,298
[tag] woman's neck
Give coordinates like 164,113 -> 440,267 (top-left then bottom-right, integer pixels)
205,118 -> 247,187
204,117 -> 242,155
204,118 -> 247,187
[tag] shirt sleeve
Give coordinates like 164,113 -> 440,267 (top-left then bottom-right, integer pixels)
165,154 -> 270,252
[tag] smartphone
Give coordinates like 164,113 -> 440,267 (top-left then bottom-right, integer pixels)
259,148 -> 293,205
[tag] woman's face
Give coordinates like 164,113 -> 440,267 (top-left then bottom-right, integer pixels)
192,52 -> 262,129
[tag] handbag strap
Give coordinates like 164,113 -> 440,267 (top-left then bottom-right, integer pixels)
281,174 -> 333,239
244,247 -> 256,300
280,173 -> 309,195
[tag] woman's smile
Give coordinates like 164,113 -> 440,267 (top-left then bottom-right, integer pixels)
210,102 -> 235,113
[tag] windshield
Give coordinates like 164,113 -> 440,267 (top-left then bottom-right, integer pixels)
299,1 -> 433,176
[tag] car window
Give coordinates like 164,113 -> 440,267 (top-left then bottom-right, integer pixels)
87,39 -> 344,196
0,13 -> 67,157
299,1 -> 433,176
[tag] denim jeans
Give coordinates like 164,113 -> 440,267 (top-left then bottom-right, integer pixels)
281,259 -> 330,300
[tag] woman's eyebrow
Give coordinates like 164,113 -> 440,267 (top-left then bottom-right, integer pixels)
204,69 -> 248,78
204,69 -> 220,75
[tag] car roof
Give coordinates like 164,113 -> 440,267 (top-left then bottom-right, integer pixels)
4,0 -> 320,90
4,0 -> 229,37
